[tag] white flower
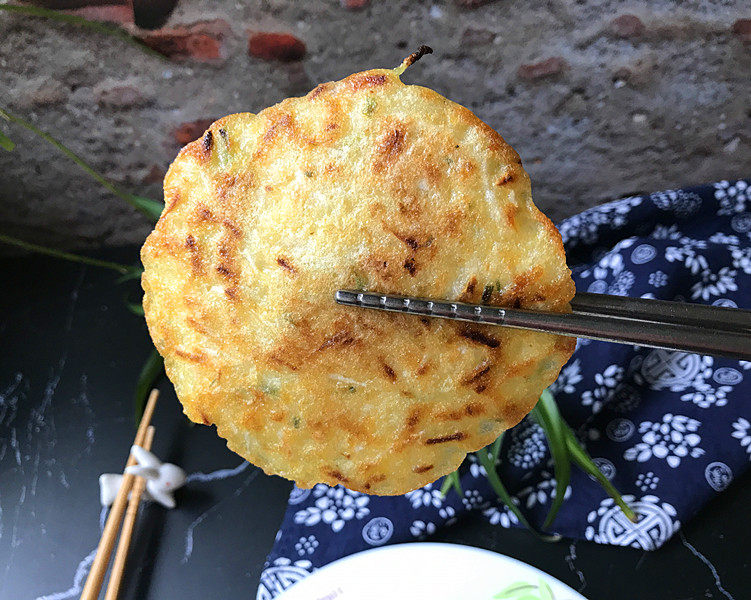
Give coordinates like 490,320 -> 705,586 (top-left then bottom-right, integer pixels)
624,414 -> 705,468
550,359 -> 583,395
483,505 -> 519,528
691,267 -> 738,301
709,232 -> 740,246
293,485 -> 370,532
507,418 -> 547,469
608,270 -> 635,296
594,251 -> 625,279
650,189 -> 701,217
558,213 -> 603,246
652,224 -> 683,240
635,471 -> 660,492
410,520 -> 436,537
405,482 -> 443,509
680,385 -> 731,408
607,195 -> 644,224
294,535 -> 319,556
684,253 -> 709,274
263,556 -> 313,572
715,179 -> 749,215
466,453 -> 491,478
731,246 -> 751,275
439,505 -> 456,520
581,364 -> 625,413
461,488 -> 487,509
468,461 -> 486,478
518,470 -> 572,509
731,418 -> 751,458
558,196 -> 642,246
648,271 -> 668,287
579,248 -> 637,297
665,245 -> 708,275
664,246 -> 682,262
467,452 -> 501,478
664,233 -> 708,275
599,364 -> 625,388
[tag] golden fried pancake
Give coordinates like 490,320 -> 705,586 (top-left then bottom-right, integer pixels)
141,51 -> 576,495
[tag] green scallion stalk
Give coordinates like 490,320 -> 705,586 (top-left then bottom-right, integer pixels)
476,442 -> 560,542
440,470 -> 463,497
531,391 -> 572,529
562,422 -> 638,523
0,129 -> 15,151
0,233 -> 133,274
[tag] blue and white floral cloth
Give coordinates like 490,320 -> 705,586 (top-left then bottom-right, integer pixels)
257,179 -> 751,600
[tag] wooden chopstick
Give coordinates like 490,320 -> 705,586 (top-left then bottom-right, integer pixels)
79,389 -> 159,600
104,425 -> 156,600
335,290 -> 751,360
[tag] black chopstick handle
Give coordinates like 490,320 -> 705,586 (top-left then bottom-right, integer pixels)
502,306 -> 751,360
335,290 -> 751,361
572,292 -> 751,332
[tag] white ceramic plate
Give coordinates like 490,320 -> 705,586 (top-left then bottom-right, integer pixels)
278,542 -> 587,600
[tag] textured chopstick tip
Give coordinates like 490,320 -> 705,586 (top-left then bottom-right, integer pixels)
334,289 -> 357,305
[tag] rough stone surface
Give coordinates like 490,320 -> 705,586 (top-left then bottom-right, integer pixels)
16,76 -> 69,108
0,0 -> 750,251
93,78 -> 153,108
64,4 -> 134,26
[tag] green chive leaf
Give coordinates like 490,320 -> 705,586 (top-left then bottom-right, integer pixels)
493,581 -> 537,598
490,432 -> 504,463
126,302 -> 145,316
476,446 -> 559,542
563,422 -> 638,523
440,472 -> 454,496
538,578 -> 554,600
115,267 -> 144,284
440,470 -> 462,498
531,390 -> 571,530
128,194 -> 164,222
0,129 -> 15,151
0,233 -> 130,273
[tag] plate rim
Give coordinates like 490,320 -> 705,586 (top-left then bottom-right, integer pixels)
279,541 -> 588,600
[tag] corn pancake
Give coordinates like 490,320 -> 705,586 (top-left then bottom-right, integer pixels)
141,50 -> 576,495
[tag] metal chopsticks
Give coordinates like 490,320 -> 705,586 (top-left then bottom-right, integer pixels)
571,292 -> 751,332
335,290 -> 751,360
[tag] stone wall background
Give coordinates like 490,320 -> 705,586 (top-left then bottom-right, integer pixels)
1,0 -> 749,251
